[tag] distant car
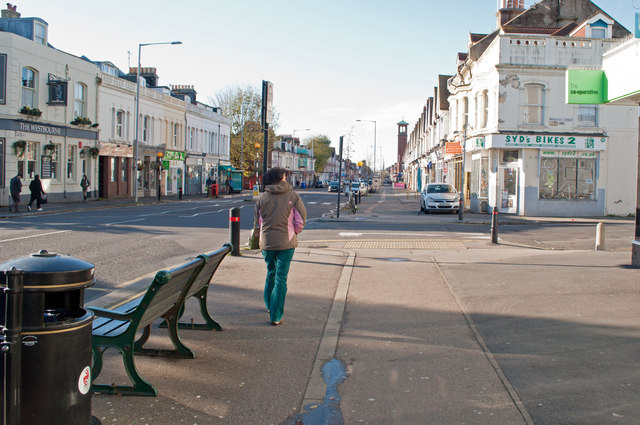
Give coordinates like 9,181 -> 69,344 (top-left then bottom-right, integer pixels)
314,180 -> 324,188
420,183 -> 460,214
345,181 -> 361,197
328,181 -> 343,192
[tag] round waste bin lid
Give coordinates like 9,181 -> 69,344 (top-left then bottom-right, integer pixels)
0,249 -> 95,290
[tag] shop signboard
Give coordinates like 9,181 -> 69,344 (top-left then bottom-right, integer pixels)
486,134 -> 607,151
164,150 -> 186,161
566,69 -> 607,104
445,142 -> 462,154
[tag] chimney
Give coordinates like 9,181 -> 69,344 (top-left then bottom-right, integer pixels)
1,3 -> 21,18
170,85 -> 197,104
497,0 -> 525,29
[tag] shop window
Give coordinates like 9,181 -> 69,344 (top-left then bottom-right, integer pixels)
21,67 -> 37,108
524,84 -> 544,124
539,156 -> 596,200
50,145 -> 60,180
110,158 -> 117,182
17,142 -> 39,179
67,145 -> 76,180
502,150 -> 519,163
120,158 -> 127,182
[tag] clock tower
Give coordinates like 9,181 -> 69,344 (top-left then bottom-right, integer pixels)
397,120 -> 408,177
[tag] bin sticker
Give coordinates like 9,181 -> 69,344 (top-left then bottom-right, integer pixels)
21,336 -> 38,347
78,366 -> 91,395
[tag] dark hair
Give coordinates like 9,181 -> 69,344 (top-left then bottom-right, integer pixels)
263,167 -> 286,186
34,175 -> 40,180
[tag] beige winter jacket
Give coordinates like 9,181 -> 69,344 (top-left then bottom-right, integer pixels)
254,181 -> 307,251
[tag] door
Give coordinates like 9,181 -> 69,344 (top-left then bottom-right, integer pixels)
499,167 -> 518,214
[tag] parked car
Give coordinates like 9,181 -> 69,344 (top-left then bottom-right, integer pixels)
359,180 -> 369,196
345,181 -> 361,197
328,181 -> 343,192
420,183 -> 460,214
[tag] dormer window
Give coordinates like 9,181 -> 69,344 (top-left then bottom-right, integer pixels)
34,21 -> 46,45
570,13 -> 614,39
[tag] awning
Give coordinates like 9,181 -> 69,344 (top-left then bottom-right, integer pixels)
218,165 -> 234,171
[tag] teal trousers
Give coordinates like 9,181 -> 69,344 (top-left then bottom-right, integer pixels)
262,248 -> 295,323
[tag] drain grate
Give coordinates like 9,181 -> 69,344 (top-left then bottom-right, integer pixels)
344,240 -> 466,250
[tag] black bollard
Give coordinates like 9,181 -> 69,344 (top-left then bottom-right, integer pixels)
3,267 -> 24,425
229,207 -> 241,256
491,207 -> 499,244
358,191 -> 362,205
178,187 -> 183,200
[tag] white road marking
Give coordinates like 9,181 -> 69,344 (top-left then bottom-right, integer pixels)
106,218 -> 145,226
339,232 -> 363,237
0,230 -> 70,243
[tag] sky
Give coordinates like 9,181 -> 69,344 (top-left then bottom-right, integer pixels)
18,0 -> 639,170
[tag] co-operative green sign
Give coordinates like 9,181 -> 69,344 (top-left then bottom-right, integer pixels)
566,69 -> 607,104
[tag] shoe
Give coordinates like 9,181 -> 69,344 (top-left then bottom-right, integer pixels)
27,206 -> 31,212
37,208 -> 43,211
270,319 -> 282,326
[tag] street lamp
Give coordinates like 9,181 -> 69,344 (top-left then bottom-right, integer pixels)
356,120 -> 376,175
133,40 -> 182,202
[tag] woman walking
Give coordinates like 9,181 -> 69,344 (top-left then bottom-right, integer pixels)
27,175 -> 45,212
254,167 -> 307,325
80,174 -> 90,202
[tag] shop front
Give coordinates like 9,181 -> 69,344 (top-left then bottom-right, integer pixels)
185,155 -> 203,195
164,150 -> 185,196
97,142 -> 131,199
1,119 -> 99,203
484,133 -> 607,217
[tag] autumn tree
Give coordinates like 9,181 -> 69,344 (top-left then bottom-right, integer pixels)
211,85 -> 278,172
302,135 -> 334,174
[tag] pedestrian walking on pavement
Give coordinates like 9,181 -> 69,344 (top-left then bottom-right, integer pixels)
9,173 -> 22,212
27,175 -> 45,212
80,174 -> 90,202
254,167 -> 307,325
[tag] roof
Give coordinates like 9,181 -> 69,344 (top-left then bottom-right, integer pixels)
397,120 -> 409,125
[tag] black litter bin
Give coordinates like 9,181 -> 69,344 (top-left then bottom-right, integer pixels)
1,249 -> 96,425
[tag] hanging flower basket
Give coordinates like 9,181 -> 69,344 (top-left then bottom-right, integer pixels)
89,147 -> 99,158
13,140 -> 26,155
44,143 -> 56,155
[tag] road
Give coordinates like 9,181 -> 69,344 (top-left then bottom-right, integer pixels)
0,186 -> 635,304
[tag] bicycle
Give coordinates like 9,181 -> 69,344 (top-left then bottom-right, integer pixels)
348,192 -> 357,214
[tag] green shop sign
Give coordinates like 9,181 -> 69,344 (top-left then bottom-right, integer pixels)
164,150 -> 186,161
566,69 -> 607,104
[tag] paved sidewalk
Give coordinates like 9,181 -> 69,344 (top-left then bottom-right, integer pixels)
89,237 -> 640,424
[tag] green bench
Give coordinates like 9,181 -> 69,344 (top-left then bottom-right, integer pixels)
88,243 -> 232,397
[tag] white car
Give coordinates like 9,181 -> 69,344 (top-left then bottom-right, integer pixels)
420,183 -> 460,214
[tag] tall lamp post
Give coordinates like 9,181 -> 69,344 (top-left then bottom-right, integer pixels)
356,120 -> 376,175
293,128 -> 310,184
457,124 -> 470,221
133,40 -> 182,202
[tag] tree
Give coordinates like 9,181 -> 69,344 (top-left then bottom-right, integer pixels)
210,85 -> 279,171
302,135 -> 333,175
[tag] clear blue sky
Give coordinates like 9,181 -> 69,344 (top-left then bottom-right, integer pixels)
19,0 -> 637,168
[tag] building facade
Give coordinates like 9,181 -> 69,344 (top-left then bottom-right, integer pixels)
0,8 -> 100,204
404,0 -> 638,217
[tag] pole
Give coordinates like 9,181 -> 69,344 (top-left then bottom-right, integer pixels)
337,136 -> 344,218
262,124 -> 268,192
133,43 -> 141,203
240,101 -> 245,176
229,207 -> 241,256
373,120 -> 377,175
459,127 -> 466,221
491,167 -> 499,244
633,108 -> 640,265
3,268 -> 24,425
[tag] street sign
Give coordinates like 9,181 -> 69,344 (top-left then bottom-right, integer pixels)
261,80 -> 273,130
